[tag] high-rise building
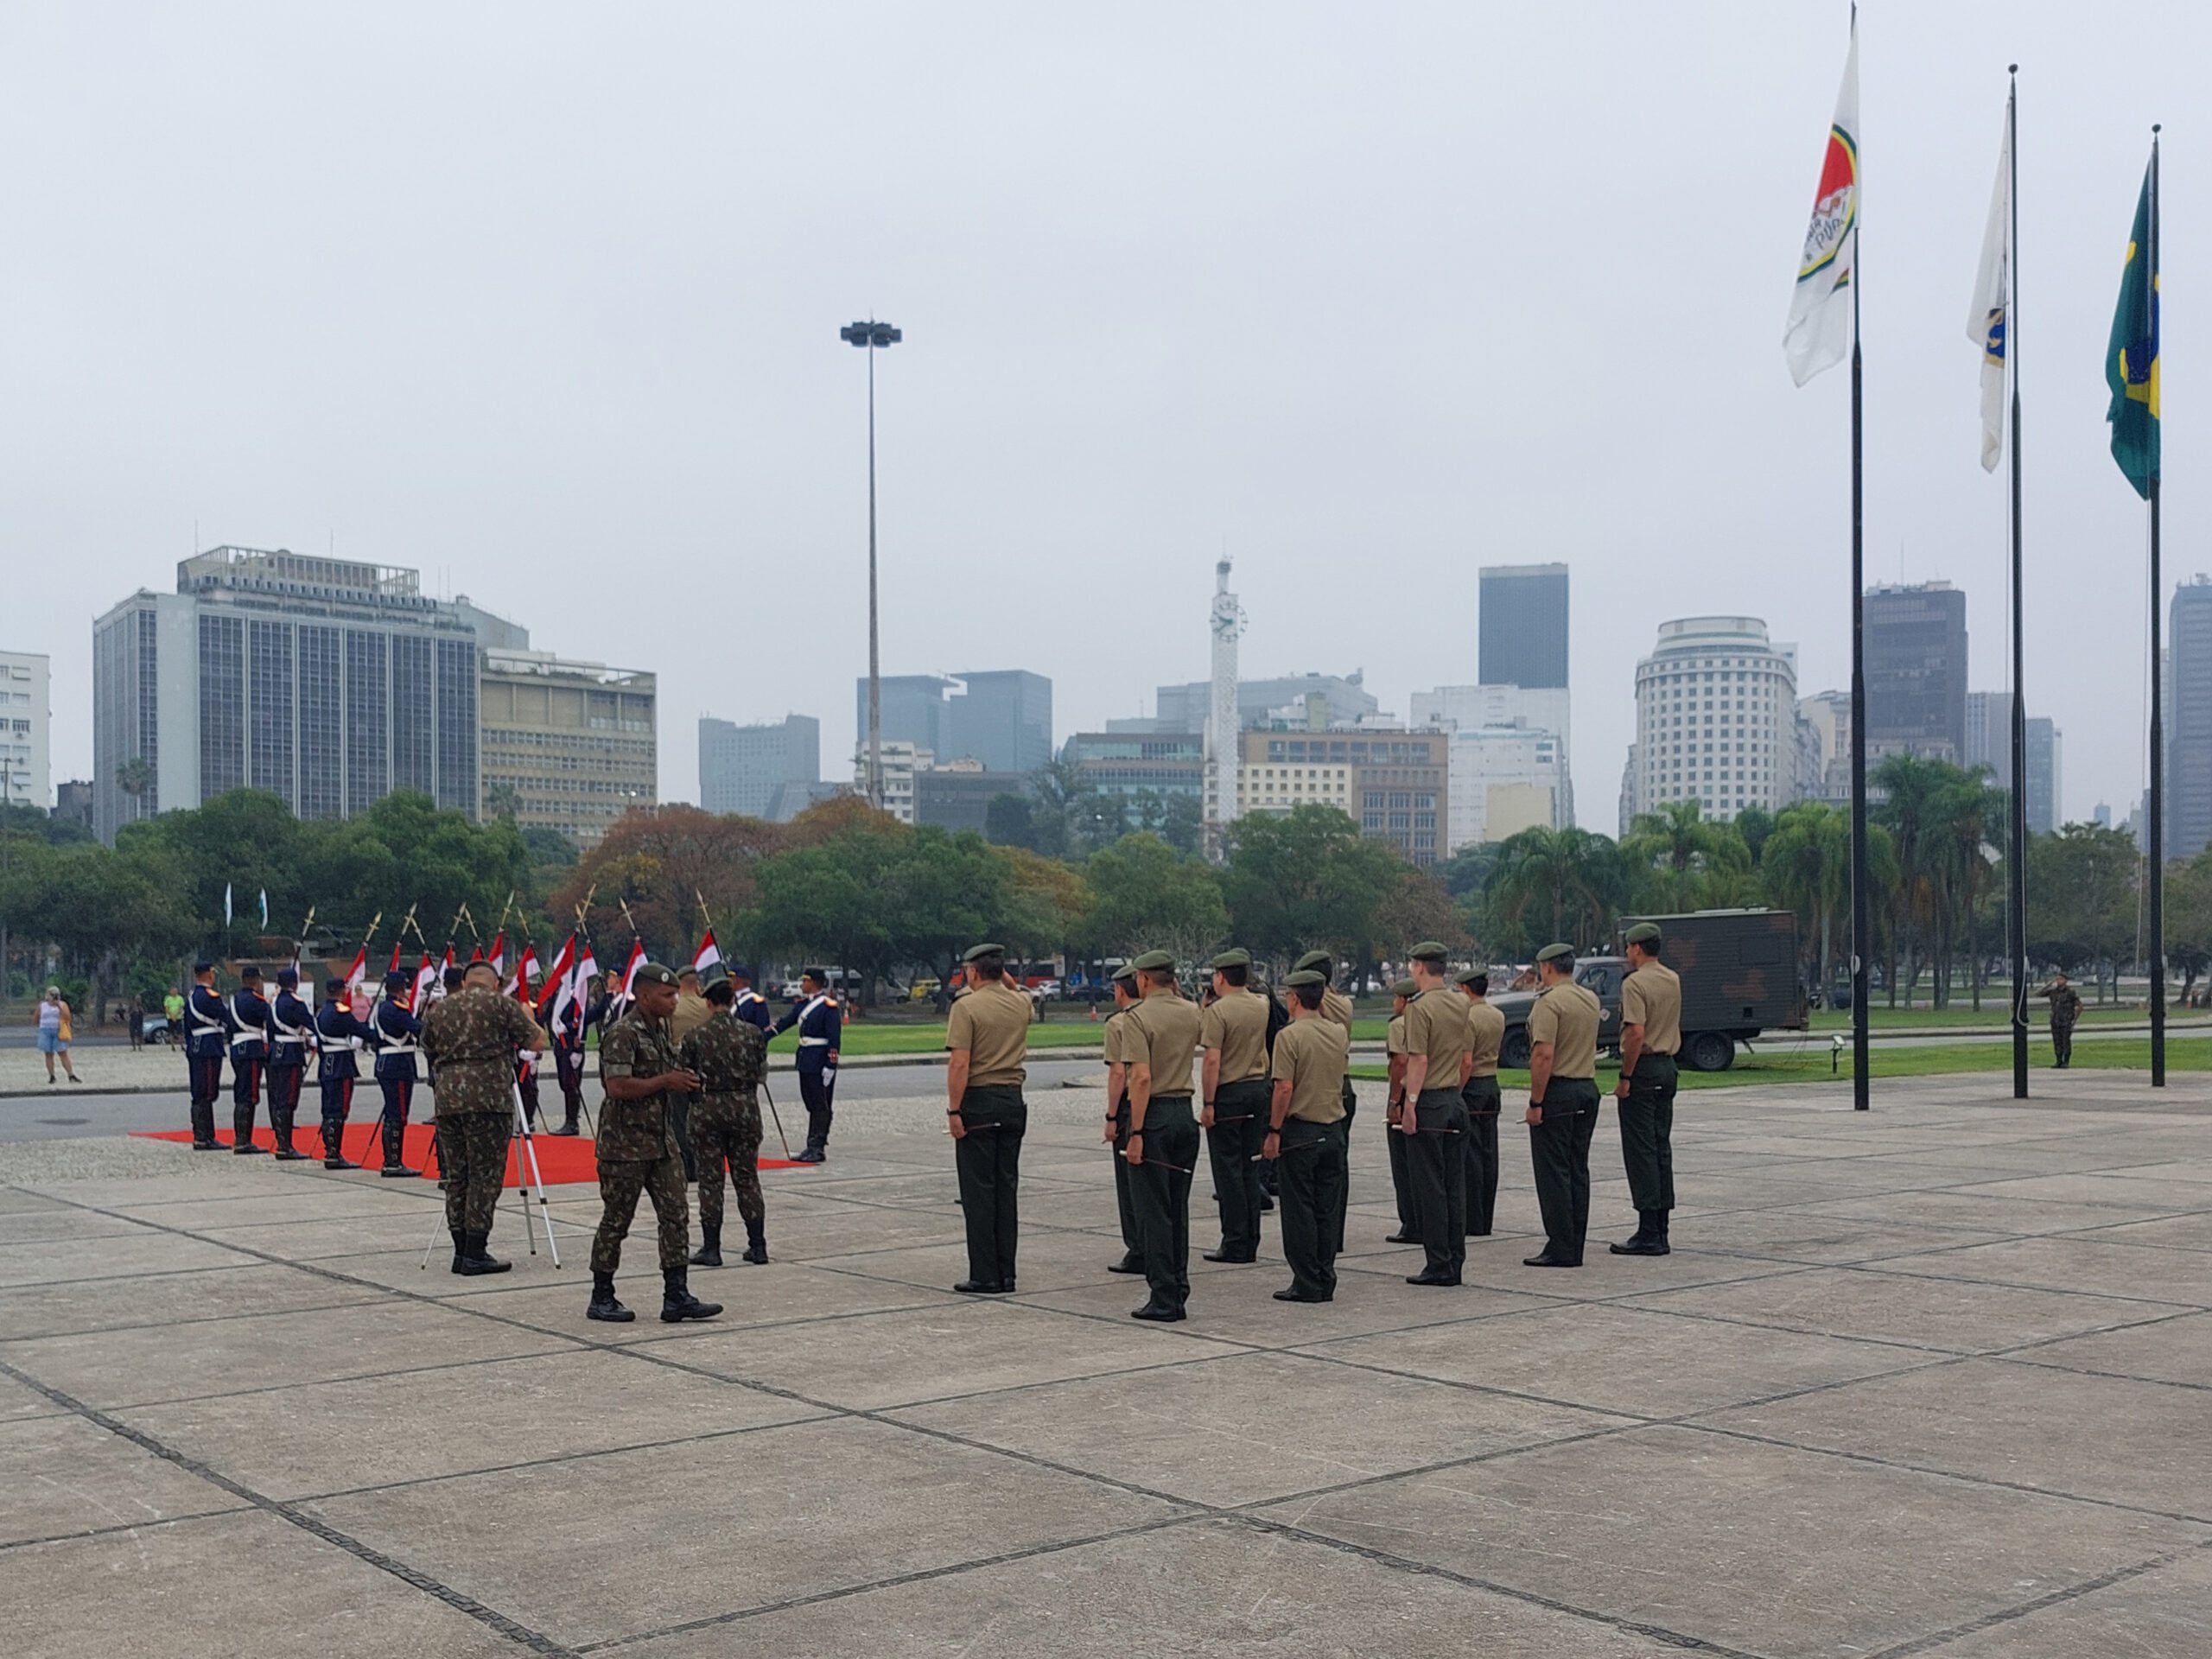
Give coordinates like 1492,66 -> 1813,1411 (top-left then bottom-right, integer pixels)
1138,672 -> 1379,735
1797,690 -> 1853,804
914,762 -> 1030,835
858,671 -> 1052,775
1627,616 -> 1801,823
1061,731 -> 1206,800
2167,577 -> 2212,858
1213,728 -> 1447,868
699,715 -> 821,818
1479,563 -> 1569,690
478,647 -> 656,849
0,651 -> 51,810
1964,690 -> 2063,836
1866,582 -> 1968,762
1411,683 -> 1573,849
855,740 -> 928,824
92,548 -> 480,842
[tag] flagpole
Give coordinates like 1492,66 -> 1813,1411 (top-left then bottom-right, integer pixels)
1849,204 -> 1870,1112
2147,124 -> 2165,1087
2006,69 -> 2030,1101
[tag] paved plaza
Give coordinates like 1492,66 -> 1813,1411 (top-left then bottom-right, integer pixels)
3,1071 -> 2210,1657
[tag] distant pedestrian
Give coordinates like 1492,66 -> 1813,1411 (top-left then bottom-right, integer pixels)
36,988 -> 80,1084
127,994 -> 146,1051
2037,973 -> 2082,1069
164,986 -> 185,1041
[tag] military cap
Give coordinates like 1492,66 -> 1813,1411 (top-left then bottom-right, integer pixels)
962,942 -> 1007,963
384,968 -> 410,991
1391,976 -> 1419,998
1130,950 -> 1176,973
1624,921 -> 1663,947
238,963 -> 262,981
1209,948 -> 1251,969
700,962 -> 731,989
676,964 -> 700,983
800,966 -> 829,984
1109,963 -> 1140,985
633,961 -> 679,988
1453,967 -> 1488,987
1293,949 -> 1332,973
325,976 -> 348,995
442,965 -> 468,990
1283,969 -> 1325,988
1408,940 -> 1448,963
193,958 -> 215,974
276,965 -> 298,987
1535,942 -> 1575,966
728,962 -> 754,980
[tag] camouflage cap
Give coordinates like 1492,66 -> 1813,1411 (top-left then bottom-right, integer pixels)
1209,948 -> 1251,970
962,942 -> 1007,963
633,961 -> 680,988
1391,976 -> 1419,998
1293,949 -> 1333,973
1283,969 -> 1325,988
1624,921 -> 1662,947
1408,941 -> 1448,963
1130,950 -> 1176,973
1535,942 -> 1575,966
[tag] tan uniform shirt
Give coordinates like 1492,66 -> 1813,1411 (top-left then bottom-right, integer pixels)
1102,1007 -> 1129,1067
1464,998 -> 1505,1077
1402,984 -> 1468,1094
1125,987 -> 1202,1098
1199,987 -> 1270,1084
1320,987 -> 1356,1035
1529,980 -> 1602,1079
1386,1014 -> 1408,1057
670,989 -> 714,1046
1271,1017 -> 1350,1124
945,978 -> 1030,1087
1622,960 -> 1683,1057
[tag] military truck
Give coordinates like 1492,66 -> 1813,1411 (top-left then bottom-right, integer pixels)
1490,907 -> 1805,1072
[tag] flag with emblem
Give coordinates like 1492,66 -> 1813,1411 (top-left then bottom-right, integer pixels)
2106,156 -> 2160,499
1783,22 -> 1859,386
1967,102 -> 2011,470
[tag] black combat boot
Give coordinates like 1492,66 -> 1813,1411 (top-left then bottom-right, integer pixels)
660,1269 -> 723,1323
460,1230 -> 511,1275
587,1270 -> 633,1322
321,1117 -> 353,1170
232,1104 -> 265,1154
1611,1211 -> 1669,1256
271,1104 -> 308,1160
742,1220 -> 768,1265
190,1101 -> 219,1151
553,1098 -> 580,1137
378,1120 -> 409,1177
448,1227 -> 468,1274
689,1223 -> 722,1268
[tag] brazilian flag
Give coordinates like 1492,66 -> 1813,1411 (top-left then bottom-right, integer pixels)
2106,161 -> 2160,498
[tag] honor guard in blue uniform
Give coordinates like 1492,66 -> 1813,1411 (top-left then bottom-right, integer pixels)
226,965 -> 272,1155
550,982 -> 589,1137
370,969 -> 423,1178
729,964 -> 773,1034
265,966 -> 315,1160
184,960 -> 228,1150
772,969 -> 841,1162
315,976 -> 375,1168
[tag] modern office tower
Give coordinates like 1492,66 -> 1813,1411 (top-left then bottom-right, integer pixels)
1965,690 -> 2064,836
92,547 -> 480,842
914,761 -> 1031,835
1411,683 -> 1573,848
699,715 -> 821,818
1217,728 -> 1448,868
855,740 -> 928,823
0,651 -> 51,810
1628,616 -> 1801,823
1797,690 -> 1853,804
2168,577 -> 2212,858
1479,563 -> 1570,690
857,671 -> 1052,775
1061,731 -> 1207,801
52,780 -> 94,832
1143,671 -> 1378,735
1865,582 -> 1968,762
478,647 -> 657,849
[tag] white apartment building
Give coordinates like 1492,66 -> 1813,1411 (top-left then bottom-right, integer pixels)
1411,684 -> 1572,850
855,741 -> 929,823
1628,616 -> 1801,823
0,651 -> 51,810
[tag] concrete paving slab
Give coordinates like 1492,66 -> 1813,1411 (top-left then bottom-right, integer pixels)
0,1262 -> 388,1341
0,1230 -> 258,1289
2007,1308 -> 2212,1389
0,1207 -> 167,1244
0,1509 -> 528,1659
807,1224 -> 1150,1296
1258,1423 -> 2209,1659
1022,1270 -> 1560,1349
1917,1540 -> 2212,1657
475,1260 -> 950,1339
0,1412 -> 245,1545
299,1414 -> 1188,1649
1673,1207 -> 2014,1266
1802,1186 -> 2191,1236
2068,1211 -> 2212,1254
1872,1234 -> 2212,1306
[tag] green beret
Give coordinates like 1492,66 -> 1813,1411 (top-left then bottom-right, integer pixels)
634,961 -> 680,988
1625,922 -> 1662,947
700,963 -> 731,989
1130,950 -> 1176,973
1283,969 -> 1325,988
1408,940 -> 1448,962
962,942 -> 1007,963
1534,942 -> 1574,966
1453,967 -> 1488,987
1109,963 -> 1139,985
1391,976 -> 1419,998
1294,949 -> 1332,973
1210,948 -> 1251,970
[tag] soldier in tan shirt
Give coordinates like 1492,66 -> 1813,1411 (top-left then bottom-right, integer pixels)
1455,968 -> 1506,1238
1525,942 -> 1603,1267
1611,921 -> 1683,1256
1199,948 -> 1273,1263
1264,970 -> 1350,1302
1100,964 -> 1143,1275
1122,951 -> 1203,1322
1294,948 -> 1359,1254
1384,977 -> 1419,1243
1399,942 -> 1471,1286
945,943 -> 1032,1294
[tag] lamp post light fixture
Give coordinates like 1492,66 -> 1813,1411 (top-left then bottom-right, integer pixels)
841,318 -> 902,810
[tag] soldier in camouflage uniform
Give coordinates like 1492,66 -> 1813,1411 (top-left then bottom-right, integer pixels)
680,964 -> 771,1268
420,960 -> 547,1275
591,962 -> 723,1324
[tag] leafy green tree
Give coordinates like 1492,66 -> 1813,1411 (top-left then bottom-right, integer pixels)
1482,825 -> 1629,957
1619,801 -> 1755,912
1221,804 -> 1403,968
0,837 -> 197,1021
2026,823 -> 2141,1003
1080,832 -> 1229,966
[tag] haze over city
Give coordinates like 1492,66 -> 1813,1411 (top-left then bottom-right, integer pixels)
3,2 -> 2203,821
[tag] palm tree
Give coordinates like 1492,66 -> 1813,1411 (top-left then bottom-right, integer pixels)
1929,770 -> 2005,1008
1872,753 -> 1951,1007
1762,802 -> 1849,995
1483,826 -> 1627,953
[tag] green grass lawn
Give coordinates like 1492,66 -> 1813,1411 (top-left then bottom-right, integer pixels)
1805,1004 -> 2189,1030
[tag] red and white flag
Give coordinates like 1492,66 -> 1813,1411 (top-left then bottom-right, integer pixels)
486,931 -> 505,976
344,946 -> 370,1016
693,929 -> 721,976
613,939 -> 646,1012
1783,19 -> 1859,386
537,936 -> 575,1020
411,952 -> 439,1009
509,942 -> 541,1002
563,939 -> 601,1036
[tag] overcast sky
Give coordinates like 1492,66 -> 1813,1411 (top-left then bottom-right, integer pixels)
2,3 -> 2200,828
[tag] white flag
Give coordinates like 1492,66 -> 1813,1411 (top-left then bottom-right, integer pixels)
1966,103 -> 2011,471
1783,24 -> 1860,386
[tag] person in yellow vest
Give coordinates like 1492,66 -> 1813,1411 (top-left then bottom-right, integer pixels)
1611,921 -> 1683,1256
1455,968 -> 1505,1237
1524,942 -> 1602,1268
945,943 -> 1032,1294
1198,948 -> 1271,1264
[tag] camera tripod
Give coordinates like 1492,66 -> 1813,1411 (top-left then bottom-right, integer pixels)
418,1084 -> 567,1269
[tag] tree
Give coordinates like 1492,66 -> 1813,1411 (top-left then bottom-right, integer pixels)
2026,823 -> 2140,1003
1373,868 -> 1471,957
0,837 -> 196,1021
1763,802 -> 1849,994
2164,849 -> 2212,1007
1482,825 -> 1628,957
1080,832 -> 1229,966
1221,805 -> 1404,968
1619,801 -> 1754,912
984,793 -> 1036,849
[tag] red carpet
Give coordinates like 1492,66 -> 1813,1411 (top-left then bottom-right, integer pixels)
131,1123 -> 811,1185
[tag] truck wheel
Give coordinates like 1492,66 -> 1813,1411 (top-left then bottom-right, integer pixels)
1500,1028 -> 1532,1070
1685,1032 -> 1733,1072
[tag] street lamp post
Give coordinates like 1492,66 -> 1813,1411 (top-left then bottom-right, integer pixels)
840,318 -> 902,810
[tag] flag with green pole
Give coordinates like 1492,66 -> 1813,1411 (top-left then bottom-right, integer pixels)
2106,156 -> 2159,497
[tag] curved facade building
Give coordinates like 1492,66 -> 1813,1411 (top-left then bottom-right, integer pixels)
1627,616 -> 1800,823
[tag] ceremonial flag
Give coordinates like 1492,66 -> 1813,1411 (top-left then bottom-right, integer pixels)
386,942 -> 403,978
693,929 -> 721,976
344,946 -> 370,1017
487,931 -> 505,978
257,888 -> 269,928
1967,104 -> 2011,471
1783,20 -> 1859,386
412,952 -> 439,1009
566,939 -> 600,1036
509,942 -> 540,1002
224,883 -> 233,925
537,936 -> 575,1020
2106,158 -> 2160,499
613,938 -> 646,1014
